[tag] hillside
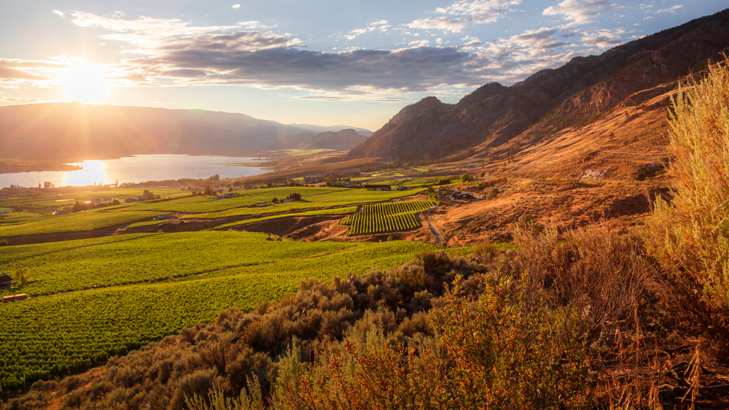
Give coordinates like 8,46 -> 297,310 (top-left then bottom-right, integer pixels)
347,8 -> 729,178
265,129 -> 368,151
0,103 -> 365,161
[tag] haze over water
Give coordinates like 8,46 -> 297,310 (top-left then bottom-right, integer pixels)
0,155 -> 266,189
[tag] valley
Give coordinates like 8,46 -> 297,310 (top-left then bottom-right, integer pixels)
1,5 -> 729,409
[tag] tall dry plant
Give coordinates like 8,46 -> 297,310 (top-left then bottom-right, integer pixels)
646,57 -> 729,308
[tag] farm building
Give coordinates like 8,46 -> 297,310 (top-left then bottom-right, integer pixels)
452,191 -> 476,200
0,274 -> 10,289
52,210 -> 69,215
224,193 -> 235,198
256,203 -> 270,207
282,198 -> 295,203
0,209 -> 10,214
2,294 -> 29,303
156,214 -> 171,220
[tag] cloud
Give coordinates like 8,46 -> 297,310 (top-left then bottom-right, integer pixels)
409,40 -> 430,47
69,11 -> 248,54
656,5 -> 683,14
52,10 -> 64,17
458,36 -> 482,49
344,20 -> 390,40
0,67 -> 50,81
406,0 -> 521,33
55,9 -> 628,100
237,21 -> 275,30
128,46 -> 482,92
543,0 -> 622,25
232,4 -> 241,9
407,17 -> 470,33
0,96 -> 45,104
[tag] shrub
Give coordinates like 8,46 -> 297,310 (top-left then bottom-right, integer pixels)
460,173 -> 471,182
0,239 -> 8,247
283,275 -> 588,410
646,58 -> 729,308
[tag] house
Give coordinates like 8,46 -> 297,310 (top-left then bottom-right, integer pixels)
429,206 -> 438,212
0,209 -> 10,214
156,214 -> 171,220
0,273 -> 11,289
2,294 -> 29,303
123,198 -> 139,203
282,198 -> 295,203
224,193 -> 235,198
213,196 -> 224,200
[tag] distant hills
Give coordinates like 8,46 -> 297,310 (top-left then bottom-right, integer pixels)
0,103 -> 370,161
347,8 -> 729,170
266,129 -> 368,151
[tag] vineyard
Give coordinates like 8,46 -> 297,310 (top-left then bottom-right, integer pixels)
341,200 -> 434,236
0,232 -> 440,390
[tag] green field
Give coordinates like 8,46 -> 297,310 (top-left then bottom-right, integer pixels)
342,200 -> 434,236
0,232 -> 438,390
0,209 -> 163,238
0,187 -> 427,238
182,187 -> 426,219
0,187 -> 188,212
216,206 -> 358,229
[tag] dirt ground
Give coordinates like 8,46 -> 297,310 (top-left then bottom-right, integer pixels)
428,178 -> 669,247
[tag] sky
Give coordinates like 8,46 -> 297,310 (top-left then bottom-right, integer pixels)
0,0 -> 726,130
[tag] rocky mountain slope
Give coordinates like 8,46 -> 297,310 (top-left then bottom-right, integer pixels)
265,129 -> 368,151
0,103 -> 364,161
347,8 -> 729,175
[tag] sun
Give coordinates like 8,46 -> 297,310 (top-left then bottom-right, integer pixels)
59,65 -> 109,104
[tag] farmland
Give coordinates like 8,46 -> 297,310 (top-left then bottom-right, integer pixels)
0,186 -> 427,241
0,183 -> 445,390
0,231 -> 440,390
0,209 -> 163,238
181,187 -> 425,219
341,200 -> 434,236
216,206 -> 358,229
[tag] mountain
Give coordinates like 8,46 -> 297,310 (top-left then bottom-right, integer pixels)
0,103 -> 366,161
285,123 -> 372,136
346,8 -> 729,169
266,129 -> 368,151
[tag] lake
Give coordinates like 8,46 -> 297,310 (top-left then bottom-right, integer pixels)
0,155 -> 267,188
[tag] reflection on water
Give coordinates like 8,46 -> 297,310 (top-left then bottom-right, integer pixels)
64,160 -> 107,187
0,155 -> 266,189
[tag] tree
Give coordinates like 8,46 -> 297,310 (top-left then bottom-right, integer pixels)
272,197 -> 280,204
204,186 -> 213,196
461,173 -> 471,183
15,267 -> 29,286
